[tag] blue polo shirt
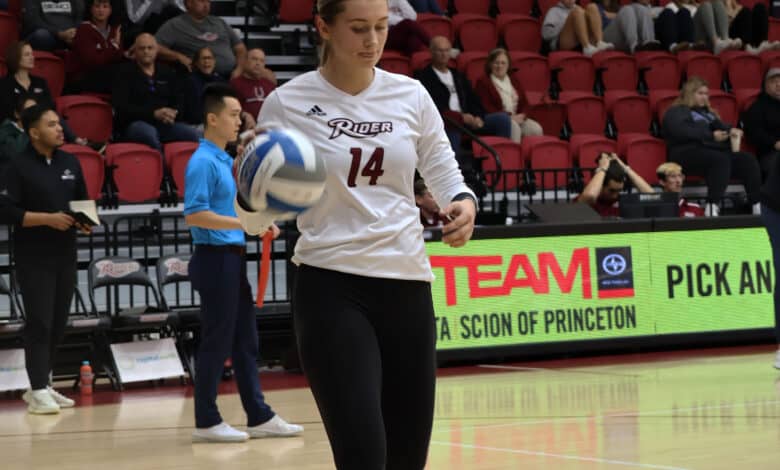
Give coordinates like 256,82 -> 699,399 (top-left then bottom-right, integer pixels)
183,139 -> 245,246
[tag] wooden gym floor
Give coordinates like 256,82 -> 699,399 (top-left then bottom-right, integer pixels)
1,345 -> 779,469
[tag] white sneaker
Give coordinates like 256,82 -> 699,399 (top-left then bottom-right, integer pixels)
192,422 -> 249,443
746,44 -> 761,54
583,44 -> 598,57
705,203 -> 720,217
47,387 -> 75,408
753,203 -> 762,215
730,38 -> 743,49
596,41 -> 614,52
774,350 -> 780,369
247,415 -> 304,438
23,389 -> 60,415
714,39 -> 732,55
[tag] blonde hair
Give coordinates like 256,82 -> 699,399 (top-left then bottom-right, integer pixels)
485,48 -> 510,76
656,162 -> 683,180
673,76 -> 719,117
316,0 -> 347,66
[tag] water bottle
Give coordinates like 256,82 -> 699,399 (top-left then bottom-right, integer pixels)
80,361 -> 94,395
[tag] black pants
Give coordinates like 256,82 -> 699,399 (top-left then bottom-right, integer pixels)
670,146 -> 762,204
655,8 -> 695,50
17,254 -> 76,390
293,265 -> 436,470
729,4 -> 769,47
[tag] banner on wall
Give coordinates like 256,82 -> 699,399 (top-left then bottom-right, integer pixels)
426,228 -> 774,351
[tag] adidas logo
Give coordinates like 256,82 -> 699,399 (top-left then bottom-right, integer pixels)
306,105 -> 326,117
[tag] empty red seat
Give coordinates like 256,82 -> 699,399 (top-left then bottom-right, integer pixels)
0,12 -> 19,58
760,49 -> 780,73
722,52 -> 762,90
473,137 -> 523,191
549,51 -> 595,93
32,51 -> 65,98
453,14 -> 498,52
453,0 -> 490,15
457,51 -> 487,86
521,136 -> 572,189
60,144 -> 105,201
497,0 -> 535,14
708,90 -> 738,126
379,51 -> 411,76
617,133 -> 667,184
105,143 -> 163,203
56,95 -> 113,143
604,91 -> 652,134
649,89 -> 680,125
678,50 -> 722,87
416,13 -> 454,43
558,91 -> 606,135
769,18 -> 780,42
524,95 -> 567,137
278,0 -> 314,23
593,51 -> 638,92
510,51 -> 550,94
497,14 -> 541,53
569,134 -> 618,166
636,52 -> 680,91
164,142 -> 199,198
735,88 -> 761,114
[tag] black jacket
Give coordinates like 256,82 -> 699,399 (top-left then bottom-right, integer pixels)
111,61 -> 186,132
0,74 -> 55,123
0,144 -> 87,260
414,65 -> 485,117
744,92 -> 780,158
662,105 -> 730,155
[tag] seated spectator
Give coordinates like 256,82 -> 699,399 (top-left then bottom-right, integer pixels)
155,0 -> 247,78
415,36 -> 511,157
603,0 -> 663,53
112,33 -> 197,151
693,0 -> 742,54
408,0 -> 443,14
656,162 -> 705,217
230,48 -> 276,120
744,68 -> 780,177
474,48 -> 543,144
542,0 -> 614,57
655,1 -> 698,53
577,152 -> 654,217
182,47 -> 223,131
414,179 -> 444,227
386,0 -> 431,57
67,0 -> 125,94
662,76 -> 761,216
22,0 -> 84,51
726,0 -> 777,54
0,95 -> 37,178
0,41 -> 92,147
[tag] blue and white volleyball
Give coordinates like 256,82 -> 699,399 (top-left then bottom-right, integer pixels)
237,128 -> 326,220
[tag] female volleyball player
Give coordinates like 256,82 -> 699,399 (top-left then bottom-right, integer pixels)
253,0 -> 477,467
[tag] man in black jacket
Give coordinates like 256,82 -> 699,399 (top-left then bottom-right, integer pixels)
744,68 -> 780,178
112,33 -> 197,151
414,36 -> 511,156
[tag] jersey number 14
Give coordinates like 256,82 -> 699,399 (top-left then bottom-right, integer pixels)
347,147 -> 385,187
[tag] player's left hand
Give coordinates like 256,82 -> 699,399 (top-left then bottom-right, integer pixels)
441,199 -> 476,248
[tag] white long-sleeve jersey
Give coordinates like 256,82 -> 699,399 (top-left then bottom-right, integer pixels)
258,68 -> 475,282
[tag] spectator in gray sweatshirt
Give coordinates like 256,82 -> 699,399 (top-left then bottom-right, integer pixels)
22,0 -> 85,51
543,0 -> 613,56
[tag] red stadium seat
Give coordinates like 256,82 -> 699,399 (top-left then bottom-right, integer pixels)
278,0 -> 314,23
379,51 -> 411,76
456,51 -> 487,86
636,52 -> 680,91
416,13 -> 454,43
105,144 -> 163,203
760,49 -> 780,73
0,12 -> 19,58
60,144 -> 105,201
593,51 -> 638,92
497,0 -> 535,15
537,0 -> 559,17
708,90 -> 738,126
497,15 -> 541,53
722,52 -> 762,91
453,14 -> 498,52
473,137 -> 523,191
558,91 -> 606,135
32,51 -> 65,98
549,51 -> 595,93
569,134 -> 618,165
453,0 -> 490,15
521,136 -> 572,189
510,52 -> 550,94
436,0 -> 449,13
163,142 -> 199,198
649,89 -> 680,124
524,95 -> 567,137
56,95 -> 113,143
735,88 -> 760,114
769,18 -> 780,42
604,91 -> 652,134
678,50 -> 722,87
617,133 -> 667,183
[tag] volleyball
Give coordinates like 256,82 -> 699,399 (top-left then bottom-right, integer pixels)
236,128 -> 326,221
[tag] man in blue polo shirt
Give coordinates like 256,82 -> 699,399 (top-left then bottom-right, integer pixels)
184,83 -> 302,443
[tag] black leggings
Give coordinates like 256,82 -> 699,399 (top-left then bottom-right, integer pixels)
655,8 -> 695,50
293,264 -> 436,470
670,146 -> 762,204
729,4 -> 769,47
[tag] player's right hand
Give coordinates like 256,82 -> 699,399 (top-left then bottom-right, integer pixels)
234,196 -> 275,236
